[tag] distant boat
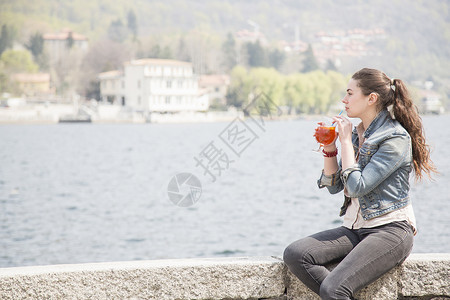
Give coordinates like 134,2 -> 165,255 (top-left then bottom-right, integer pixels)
58,114 -> 91,123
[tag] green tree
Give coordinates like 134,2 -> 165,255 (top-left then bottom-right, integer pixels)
25,32 -> 49,70
325,59 -> 337,71
246,41 -> 268,67
26,32 -> 44,58
148,45 -> 161,58
248,67 -> 285,106
284,74 -> 303,112
0,49 -> 38,73
284,73 -> 315,113
226,65 -> 251,108
176,38 -> 190,62
108,19 -> 128,43
127,10 -> 138,40
66,31 -> 74,49
0,68 -> 8,93
221,32 -> 237,72
302,44 -> 319,72
0,25 -> 14,56
160,45 -> 173,59
308,70 -> 332,113
268,48 -> 285,70
326,70 -> 347,110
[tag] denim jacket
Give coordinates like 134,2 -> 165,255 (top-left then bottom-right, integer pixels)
317,109 -> 413,220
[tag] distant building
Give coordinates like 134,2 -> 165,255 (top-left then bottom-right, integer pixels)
98,59 -> 209,113
98,70 -> 124,105
43,29 -> 89,65
279,40 -> 308,53
198,75 -> 230,105
11,73 -> 52,96
312,28 -> 386,65
235,29 -> 267,45
419,89 -> 445,115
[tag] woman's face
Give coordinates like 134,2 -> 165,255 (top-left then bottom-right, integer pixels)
342,78 -> 370,118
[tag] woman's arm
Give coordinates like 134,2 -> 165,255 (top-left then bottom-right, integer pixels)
323,143 -> 339,176
317,125 -> 344,194
332,116 -> 355,171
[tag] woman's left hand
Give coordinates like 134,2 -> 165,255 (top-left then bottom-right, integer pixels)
332,115 -> 353,145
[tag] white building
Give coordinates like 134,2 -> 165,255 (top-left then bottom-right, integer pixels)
98,59 -> 209,113
198,74 -> 230,105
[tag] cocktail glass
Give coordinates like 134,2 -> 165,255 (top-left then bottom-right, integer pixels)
313,122 -> 336,151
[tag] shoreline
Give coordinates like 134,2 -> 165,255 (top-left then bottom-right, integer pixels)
0,105 -> 447,125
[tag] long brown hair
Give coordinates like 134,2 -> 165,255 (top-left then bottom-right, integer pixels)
352,68 -> 436,180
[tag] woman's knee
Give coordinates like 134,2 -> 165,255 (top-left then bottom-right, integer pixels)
283,239 -> 311,266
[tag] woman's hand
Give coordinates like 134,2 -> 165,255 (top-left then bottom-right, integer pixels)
323,132 -> 339,151
332,116 -> 353,145
316,122 -> 339,151
332,115 -> 356,170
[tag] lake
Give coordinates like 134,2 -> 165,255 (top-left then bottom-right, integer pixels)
0,115 -> 449,268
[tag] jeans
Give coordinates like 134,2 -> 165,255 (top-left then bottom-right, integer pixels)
283,221 -> 414,300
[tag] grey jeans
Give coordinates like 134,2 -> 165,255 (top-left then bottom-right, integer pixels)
283,221 -> 414,300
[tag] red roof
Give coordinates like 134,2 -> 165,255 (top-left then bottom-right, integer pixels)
43,29 -> 88,41
11,73 -> 50,83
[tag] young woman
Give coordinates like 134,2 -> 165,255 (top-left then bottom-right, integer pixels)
283,68 -> 436,300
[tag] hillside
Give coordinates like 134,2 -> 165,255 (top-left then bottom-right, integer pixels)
0,0 -> 449,99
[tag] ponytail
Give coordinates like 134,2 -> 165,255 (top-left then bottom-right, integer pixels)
352,68 -> 437,180
391,79 -> 437,180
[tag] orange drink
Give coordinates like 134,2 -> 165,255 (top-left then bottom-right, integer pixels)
314,126 -> 336,145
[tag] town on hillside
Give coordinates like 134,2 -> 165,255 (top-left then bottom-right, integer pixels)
0,26 -> 446,123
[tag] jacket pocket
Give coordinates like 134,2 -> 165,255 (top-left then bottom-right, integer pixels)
358,143 -> 378,168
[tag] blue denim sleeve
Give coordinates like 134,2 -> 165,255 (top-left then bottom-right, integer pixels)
317,166 -> 344,194
341,134 -> 410,198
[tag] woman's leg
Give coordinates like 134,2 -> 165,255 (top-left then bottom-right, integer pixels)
319,221 -> 414,300
283,226 -> 360,295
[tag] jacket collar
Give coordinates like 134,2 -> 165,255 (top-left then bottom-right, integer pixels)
363,109 -> 390,139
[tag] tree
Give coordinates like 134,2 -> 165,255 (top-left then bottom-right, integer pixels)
221,32 -> 237,72
127,10 -> 138,40
325,59 -> 337,71
248,67 -> 285,107
26,32 -> 44,58
0,25 -> 14,56
176,38 -> 190,62
246,41 -> 268,67
66,31 -> 74,49
326,70 -> 347,109
25,32 -> 49,70
309,70 -> 332,113
284,73 -> 315,113
226,65 -> 251,108
0,66 -> 8,94
108,19 -> 128,43
148,44 -> 161,58
302,44 -> 319,72
268,48 -> 286,70
78,39 -> 132,99
0,49 -> 38,73
160,46 -> 173,59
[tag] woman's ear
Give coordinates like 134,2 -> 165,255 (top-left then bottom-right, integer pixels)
368,93 -> 378,106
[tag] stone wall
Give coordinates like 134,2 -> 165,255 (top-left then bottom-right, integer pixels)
0,254 -> 448,299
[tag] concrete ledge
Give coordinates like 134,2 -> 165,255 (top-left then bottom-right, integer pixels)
0,254 -> 448,299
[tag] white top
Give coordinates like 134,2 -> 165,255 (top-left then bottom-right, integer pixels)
342,198 -> 417,234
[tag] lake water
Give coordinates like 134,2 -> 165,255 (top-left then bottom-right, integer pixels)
1,115 -> 449,268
